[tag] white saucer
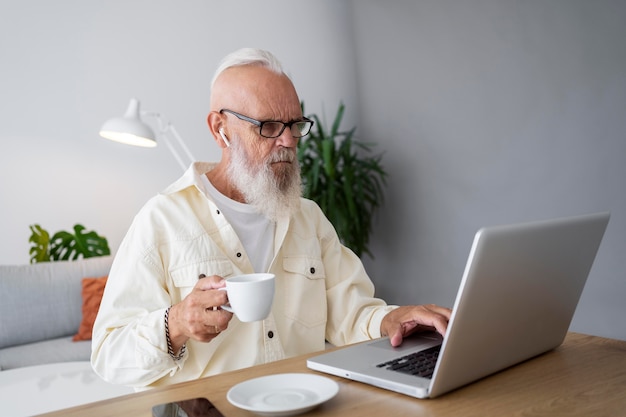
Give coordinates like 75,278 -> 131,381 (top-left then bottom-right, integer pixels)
227,373 -> 339,416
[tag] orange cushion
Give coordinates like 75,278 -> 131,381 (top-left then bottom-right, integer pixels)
73,276 -> 107,341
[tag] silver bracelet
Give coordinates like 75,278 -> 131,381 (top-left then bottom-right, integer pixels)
164,306 -> 186,360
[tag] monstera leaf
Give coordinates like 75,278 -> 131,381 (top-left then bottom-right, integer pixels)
29,224 -> 110,263
29,224 -> 52,263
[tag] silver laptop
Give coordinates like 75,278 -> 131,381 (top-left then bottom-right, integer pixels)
307,212 -> 610,398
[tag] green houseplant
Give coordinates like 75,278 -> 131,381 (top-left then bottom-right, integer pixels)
29,223 -> 111,263
298,103 -> 387,258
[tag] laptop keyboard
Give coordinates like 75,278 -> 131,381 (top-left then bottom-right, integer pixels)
376,345 -> 441,379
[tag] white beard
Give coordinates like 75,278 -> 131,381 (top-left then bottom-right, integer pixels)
227,138 -> 302,222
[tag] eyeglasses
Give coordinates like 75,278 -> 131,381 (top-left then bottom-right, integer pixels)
220,109 -> 314,138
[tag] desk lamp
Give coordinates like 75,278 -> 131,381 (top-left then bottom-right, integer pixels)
99,98 -> 195,171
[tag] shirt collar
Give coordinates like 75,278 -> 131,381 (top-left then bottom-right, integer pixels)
160,161 -> 217,196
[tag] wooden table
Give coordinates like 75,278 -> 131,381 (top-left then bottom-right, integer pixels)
39,333 -> 626,417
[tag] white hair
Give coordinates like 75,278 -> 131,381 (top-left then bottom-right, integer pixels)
211,48 -> 285,89
227,131 -> 302,222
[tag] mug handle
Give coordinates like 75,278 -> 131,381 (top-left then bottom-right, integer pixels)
217,287 -> 233,313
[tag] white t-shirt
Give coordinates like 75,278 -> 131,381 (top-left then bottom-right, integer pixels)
201,175 -> 275,273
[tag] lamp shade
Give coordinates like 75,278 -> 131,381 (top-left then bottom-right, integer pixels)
99,98 -> 157,147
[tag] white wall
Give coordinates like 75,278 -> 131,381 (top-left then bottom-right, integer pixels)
353,1 -> 626,340
0,0 -> 358,264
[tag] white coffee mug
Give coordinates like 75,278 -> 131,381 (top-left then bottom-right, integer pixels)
219,273 -> 275,322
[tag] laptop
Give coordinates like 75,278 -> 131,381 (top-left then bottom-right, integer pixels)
307,212 -> 610,398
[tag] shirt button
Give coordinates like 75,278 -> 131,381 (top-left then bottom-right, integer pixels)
267,331 -> 274,339
236,252 -> 242,258
310,267 -> 316,274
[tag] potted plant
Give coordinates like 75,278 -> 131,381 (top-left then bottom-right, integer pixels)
29,224 -> 111,263
298,103 -> 387,258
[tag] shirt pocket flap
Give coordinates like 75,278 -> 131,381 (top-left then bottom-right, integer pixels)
283,257 -> 326,280
170,259 -> 234,287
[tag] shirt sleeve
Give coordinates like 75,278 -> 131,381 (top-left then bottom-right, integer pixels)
314,206 -> 398,346
91,209 -> 184,388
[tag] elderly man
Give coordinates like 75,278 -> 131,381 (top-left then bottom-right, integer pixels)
91,48 -> 451,389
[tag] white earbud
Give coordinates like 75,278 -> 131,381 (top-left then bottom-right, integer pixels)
219,128 -> 230,147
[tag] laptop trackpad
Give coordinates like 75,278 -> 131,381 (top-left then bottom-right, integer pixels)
368,331 -> 443,353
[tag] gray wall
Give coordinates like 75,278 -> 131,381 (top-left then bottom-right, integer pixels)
1,1 -> 624,340
354,1 -> 626,340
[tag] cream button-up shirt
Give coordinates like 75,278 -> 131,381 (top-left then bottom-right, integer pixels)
91,162 -> 396,389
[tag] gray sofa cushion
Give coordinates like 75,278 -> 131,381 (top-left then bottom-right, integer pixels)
0,256 -> 113,349
0,337 -> 91,370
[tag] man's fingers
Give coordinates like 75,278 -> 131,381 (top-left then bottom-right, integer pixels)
389,326 -> 404,347
381,304 -> 452,347
195,275 -> 226,290
172,276 -> 233,343
191,276 -> 229,311
184,304 -> 232,342
427,304 -> 453,320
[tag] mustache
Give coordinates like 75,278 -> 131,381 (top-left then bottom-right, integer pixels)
267,149 -> 296,164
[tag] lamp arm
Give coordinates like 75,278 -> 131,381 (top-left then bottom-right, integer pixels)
162,129 -> 188,172
168,124 -> 196,166
142,111 -> 195,172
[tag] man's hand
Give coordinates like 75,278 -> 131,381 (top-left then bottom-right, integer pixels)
167,275 -> 233,352
381,304 -> 452,347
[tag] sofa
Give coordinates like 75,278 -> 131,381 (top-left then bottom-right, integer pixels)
0,256 -> 113,370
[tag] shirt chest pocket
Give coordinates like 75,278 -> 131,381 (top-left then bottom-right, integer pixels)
168,259 -> 235,302
281,257 -> 327,328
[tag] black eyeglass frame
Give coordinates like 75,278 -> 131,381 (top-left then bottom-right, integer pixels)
219,108 -> 314,138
